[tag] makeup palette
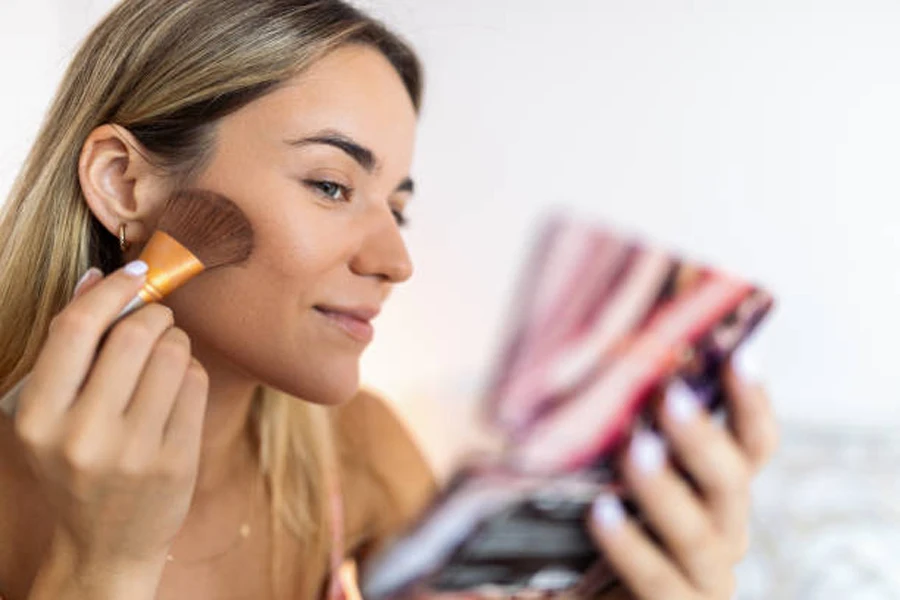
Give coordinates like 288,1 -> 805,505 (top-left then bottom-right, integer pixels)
362,213 -> 774,599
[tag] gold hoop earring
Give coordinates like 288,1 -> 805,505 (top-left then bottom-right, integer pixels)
119,223 -> 131,253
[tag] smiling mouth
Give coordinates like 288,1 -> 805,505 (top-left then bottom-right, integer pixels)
314,306 -> 375,344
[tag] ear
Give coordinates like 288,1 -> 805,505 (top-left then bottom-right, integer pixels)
78,124 -> 171,257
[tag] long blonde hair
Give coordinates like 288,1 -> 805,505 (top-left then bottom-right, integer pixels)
0,1 -> 422,597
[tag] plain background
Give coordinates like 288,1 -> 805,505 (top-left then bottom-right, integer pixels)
1,0 -> 898,476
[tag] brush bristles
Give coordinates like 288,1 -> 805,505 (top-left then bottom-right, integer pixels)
156,189 -> 255,269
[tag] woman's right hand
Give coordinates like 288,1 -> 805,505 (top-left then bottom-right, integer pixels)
13,261 -> 209,581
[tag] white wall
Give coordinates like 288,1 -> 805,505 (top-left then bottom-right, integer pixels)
360,0 -> 900,470
2,0 -> 899,474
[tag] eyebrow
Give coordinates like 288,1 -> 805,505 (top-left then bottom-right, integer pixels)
285,129 -> 415,194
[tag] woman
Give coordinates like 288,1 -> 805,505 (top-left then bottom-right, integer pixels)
0,1 -> 779,599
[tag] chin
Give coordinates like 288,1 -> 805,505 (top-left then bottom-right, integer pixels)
305,382 -> 360,406
272,360 -> 361,406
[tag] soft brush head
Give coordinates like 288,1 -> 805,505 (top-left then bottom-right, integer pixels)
156,189 -> 255,269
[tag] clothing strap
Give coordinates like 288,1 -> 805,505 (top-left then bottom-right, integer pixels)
324,462 -> 347,600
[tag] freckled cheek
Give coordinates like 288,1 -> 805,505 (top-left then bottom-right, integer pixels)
254,219 -> 345,288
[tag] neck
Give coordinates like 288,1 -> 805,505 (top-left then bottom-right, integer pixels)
190,345 -> 261,501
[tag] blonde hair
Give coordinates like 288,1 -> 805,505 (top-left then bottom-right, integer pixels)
0,1 -> 421,597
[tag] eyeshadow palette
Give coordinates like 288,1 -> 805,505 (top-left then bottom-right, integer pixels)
361,214 -> 774,599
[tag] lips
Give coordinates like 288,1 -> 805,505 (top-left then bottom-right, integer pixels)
315,304 -> 381,322
314,304 -> 379,344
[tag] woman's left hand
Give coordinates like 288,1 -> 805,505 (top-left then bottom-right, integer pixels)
587,353 -> 780,600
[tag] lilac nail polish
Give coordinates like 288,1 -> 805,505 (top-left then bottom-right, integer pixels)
74,267 -> 101,294
124,260 -> 149,277
592,495 -> 625,531
630,431 -> 666,474
732,334 -> 763,382
666,380 -> 700,423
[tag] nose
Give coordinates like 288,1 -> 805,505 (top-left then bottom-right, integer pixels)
348,205 -> 414,284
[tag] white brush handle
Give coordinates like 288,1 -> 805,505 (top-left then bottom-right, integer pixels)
0,295 -> 148,418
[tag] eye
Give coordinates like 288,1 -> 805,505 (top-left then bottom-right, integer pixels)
305,179 -> 351,202
306,179 -> 408,227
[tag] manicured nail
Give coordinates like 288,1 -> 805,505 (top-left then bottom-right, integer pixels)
124,260 -> 149,277
74,267 -> 102,294
592,494 -> 625,531
666,380 -> 700,424
630,431 -> 666,474
733,335 -> 762,382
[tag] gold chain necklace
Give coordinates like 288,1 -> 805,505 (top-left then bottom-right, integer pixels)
165,471 -> 260,565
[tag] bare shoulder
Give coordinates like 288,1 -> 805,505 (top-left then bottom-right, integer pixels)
331,389 -> 438,560
332,388 -> 438,509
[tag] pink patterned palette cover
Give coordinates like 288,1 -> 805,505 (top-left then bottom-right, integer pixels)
361,214 -> 774,600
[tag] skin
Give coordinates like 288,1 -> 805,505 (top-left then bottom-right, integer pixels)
0,42 -> 780,600
85,41 -> 419,576
588,369 -> 779,599
98,42 -> 417,498
0,45 -> 421,600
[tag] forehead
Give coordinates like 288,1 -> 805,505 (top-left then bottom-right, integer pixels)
225,44 -> 418,171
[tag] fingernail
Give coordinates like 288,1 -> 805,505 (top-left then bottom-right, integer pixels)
733,335 -> 763,382
124,260 -> 149,277
592,494 -> 625,531
666,380 -> 700,424
74,267 -> 102,294
630,431 -> 666,474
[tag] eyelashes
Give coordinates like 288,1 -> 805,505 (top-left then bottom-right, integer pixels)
304,179 -> 408,227
308,179 -> 349,202
392,207 -> 408,227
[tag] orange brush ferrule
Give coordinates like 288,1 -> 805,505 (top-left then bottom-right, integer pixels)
136,230 -> 205,303
0,230 -> 207,420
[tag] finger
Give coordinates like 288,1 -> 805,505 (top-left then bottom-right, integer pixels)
620,429 -> 726,591
5,269 -> 104,422
659,382 -> 752,553
587,494 -> 695,600
73,303 -> 176,419
124,327 -> 192,447
23,261 -> 150,419
71,267 -> 104,299
161,358 -> 209,464
723,365 -> 780,473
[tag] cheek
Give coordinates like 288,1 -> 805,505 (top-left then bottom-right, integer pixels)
162,216 -> 363,404
254,213 -> 329,285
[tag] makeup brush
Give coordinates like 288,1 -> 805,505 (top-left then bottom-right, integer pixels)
0,189 -> 255,417
118,188 -> 255,317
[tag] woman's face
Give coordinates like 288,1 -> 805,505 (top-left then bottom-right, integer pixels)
163,44 -> 418,405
